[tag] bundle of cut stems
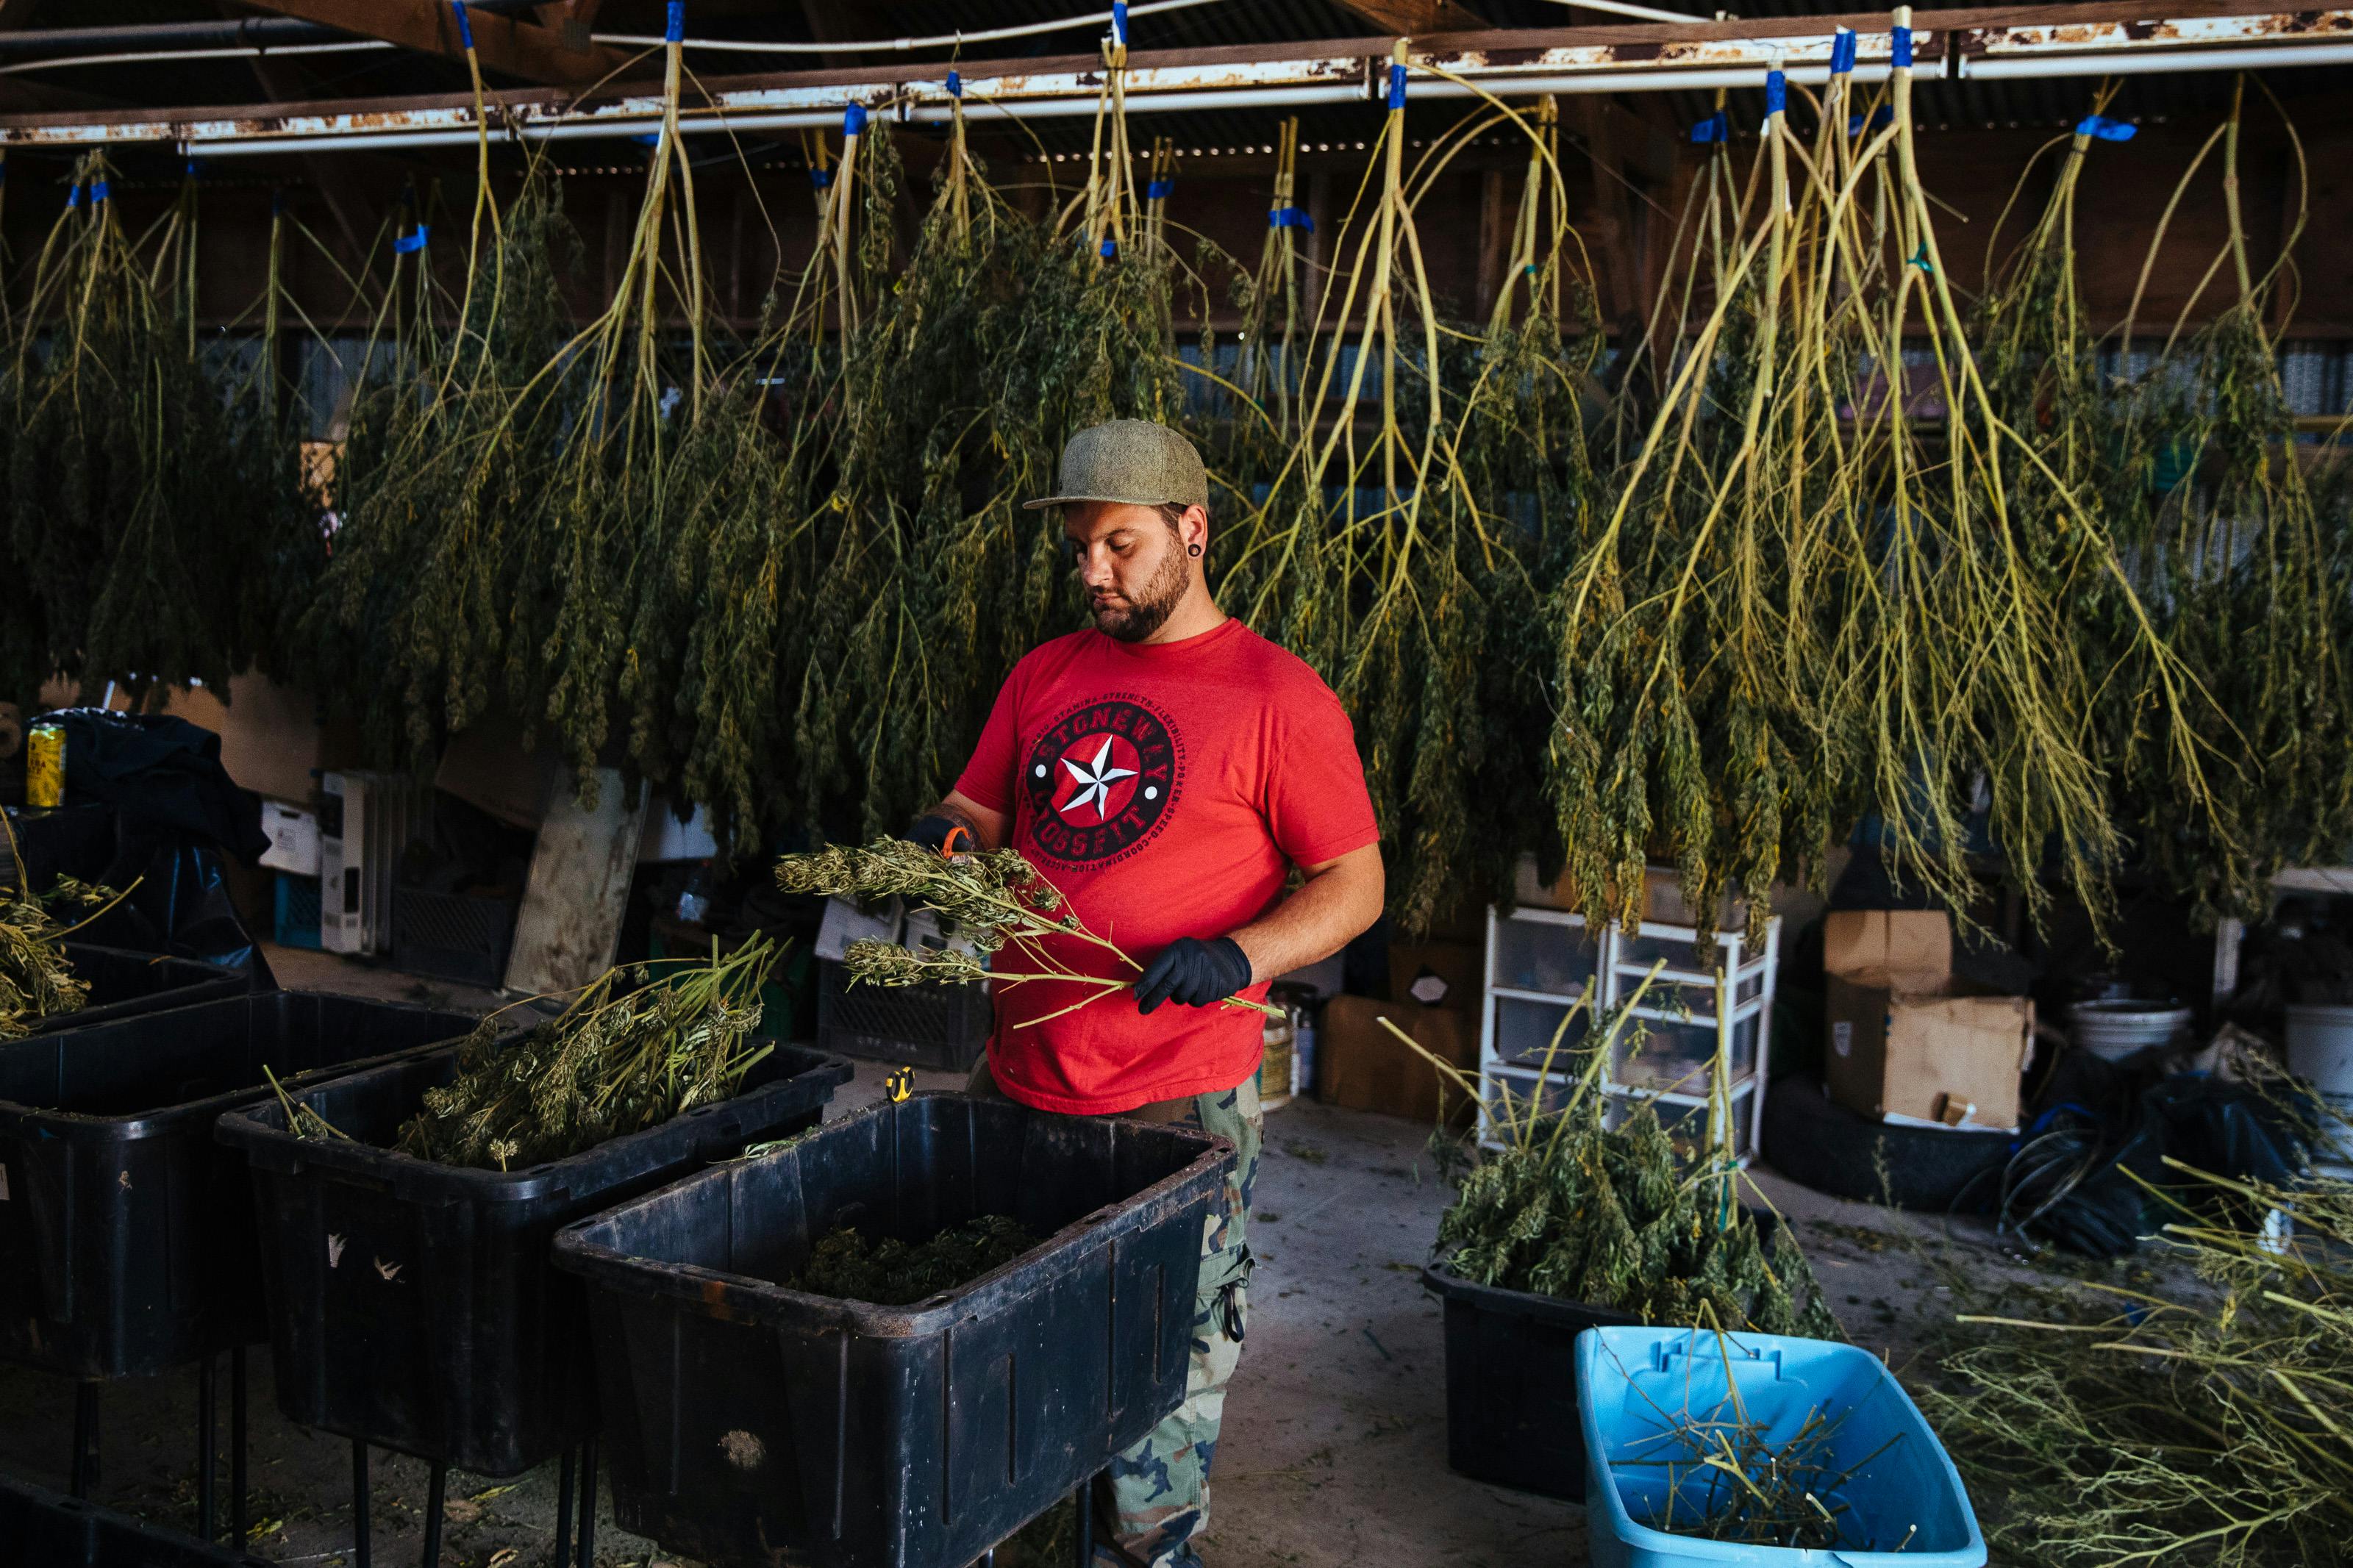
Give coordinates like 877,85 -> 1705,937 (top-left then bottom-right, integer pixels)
390,936 -> 779,1171
1924,1157 -> 2353,1566
0,815 -> 130,1039
774,839 -> 1282,1026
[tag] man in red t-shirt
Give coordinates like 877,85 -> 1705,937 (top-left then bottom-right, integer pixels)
912,419 -> 1382,1568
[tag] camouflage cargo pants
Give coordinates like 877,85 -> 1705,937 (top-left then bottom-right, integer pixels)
1101,1075 -> 1260,1568
964,1060 -> 1263,1568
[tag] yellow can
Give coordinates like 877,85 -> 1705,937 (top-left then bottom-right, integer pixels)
25,721 -> 64,809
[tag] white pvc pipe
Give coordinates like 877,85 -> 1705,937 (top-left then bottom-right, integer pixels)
0,39 -> 390,76
1958,40 -> 2353,78
595,0 -> 1224,55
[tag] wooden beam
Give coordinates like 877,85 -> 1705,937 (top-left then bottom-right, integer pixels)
0,0 -> 40,28
532,0 -> 607,55
1324,0 -> 1490,32
239,0 -> 637,85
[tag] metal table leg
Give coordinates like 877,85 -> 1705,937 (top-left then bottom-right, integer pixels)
418,1462 -> 447,1568
576,1437 -> 598,1568
230,1346 -> 249,1548
70,1382 -> 101,1497
351,1440 -> 372,1568
551,1447 -> 576,1568
196,1355 -> 217,1542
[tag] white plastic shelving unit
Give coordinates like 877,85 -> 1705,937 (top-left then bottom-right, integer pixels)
1478,900 -> 1779,1162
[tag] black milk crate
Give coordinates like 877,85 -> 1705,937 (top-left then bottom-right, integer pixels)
215,1040 -> 854,1477
0,992 -> 478,1380
38,943 -> 251,1035
815,958 -> 990,1073
551,1092 -> 1233,1568
390,885 -> 518,988
0,1474 -> 269,1567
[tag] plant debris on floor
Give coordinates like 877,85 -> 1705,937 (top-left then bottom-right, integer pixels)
791,1214 -> 1037,1306
1919,1157 -> 2353,1567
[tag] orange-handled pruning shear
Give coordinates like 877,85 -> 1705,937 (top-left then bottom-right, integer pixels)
938,824 -> 972,859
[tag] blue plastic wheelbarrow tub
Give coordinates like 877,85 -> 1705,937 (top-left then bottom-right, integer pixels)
1576,1325 -> 1986,1568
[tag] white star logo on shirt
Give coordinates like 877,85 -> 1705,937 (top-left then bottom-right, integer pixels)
1056,737 -> 1138,823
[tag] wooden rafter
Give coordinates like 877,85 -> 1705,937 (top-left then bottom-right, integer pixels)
1324,0 -> 1490,32
239,0 -> 637,85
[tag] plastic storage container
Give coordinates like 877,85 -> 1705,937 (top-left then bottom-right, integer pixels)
37,942 -> 249,1035
0,1474 -> 268,1567
815,958 -> 990,1073
390,885 -> 518,988
2068,1000 -> 2193,1062
0,992 -> 478,1379
217,1040 -> 853,1477
1577,1325 -> 1986,1567
551,1092 -> 1234,1568
273,874 -> 323,950
1426,1266 -> 1636,1501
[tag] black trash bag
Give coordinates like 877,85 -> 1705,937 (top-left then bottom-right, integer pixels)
2003,1053 -> 2315,1256
45,708 -> 268,864
35,708 -> 273,981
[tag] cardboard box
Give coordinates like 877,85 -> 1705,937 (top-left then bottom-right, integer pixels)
1318,994 -> 1477,1127
1822,910 -> 2032,1133
1388,939 -> 1482,1011
159,675 -> 329,806
435,728 -> 558,831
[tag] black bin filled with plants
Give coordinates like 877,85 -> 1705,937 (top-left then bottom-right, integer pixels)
1404,979 -> 1839,1503
550,1092 -> 1234,1568
0,989 -> 477,1380
215,938 -> 851,1478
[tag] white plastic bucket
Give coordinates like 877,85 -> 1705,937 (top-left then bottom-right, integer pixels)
2069,1000 -> 2194,1063
2285,1004 -> 2353,1173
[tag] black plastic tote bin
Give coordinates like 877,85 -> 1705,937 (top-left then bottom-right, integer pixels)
35,942 -> 251,1035
551,1092 -> 1234,1568
0,992 -> 478,1379
815,958 -> 990,1073
1425,1264 -> 1639,1502
216,1039 -> 854,1478
0,1473 -> 268,1567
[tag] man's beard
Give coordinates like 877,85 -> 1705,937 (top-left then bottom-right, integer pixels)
1090,548 -> 1190,642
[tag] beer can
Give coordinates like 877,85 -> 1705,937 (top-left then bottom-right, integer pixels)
26,720 -> 63,809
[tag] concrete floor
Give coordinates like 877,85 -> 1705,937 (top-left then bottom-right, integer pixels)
0,945 -> 2012,1567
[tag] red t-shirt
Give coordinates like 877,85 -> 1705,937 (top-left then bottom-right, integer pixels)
954,618 -> 1379,1114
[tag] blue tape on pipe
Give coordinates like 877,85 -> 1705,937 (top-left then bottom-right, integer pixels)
844,101 -> 868,137
1847,106 -> 1893,135
185,157 -> 200,179
809,168 -> 833,188
1100,237 -> 1118,259
1388,62 -> 1407,110
2076,114 -> 2137,141
394,224 -> 430,254
1892,26 -> 1913,68
451,0 -> 474,51
1272,206 -> 1314,232
946,69 -> 962,98
65,182 -> 80,209
90,179 -> 109,204
1690,110 -> 1729,143
1829,28 -> 1857,74
1112,1 -> 1128,46
1765,70 -> 1786,115
1146,179 -> 1174,199
665,1 -> 684,44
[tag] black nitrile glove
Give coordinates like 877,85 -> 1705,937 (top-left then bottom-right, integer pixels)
908,814 -> 963,854
1135,936 -> 1254,1015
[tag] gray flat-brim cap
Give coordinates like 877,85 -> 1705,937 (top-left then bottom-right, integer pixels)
1022,419 -> 1210,512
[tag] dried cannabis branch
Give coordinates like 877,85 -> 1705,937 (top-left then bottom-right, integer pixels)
775,839 -> 1282,1024
392,937 -> 779,1170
